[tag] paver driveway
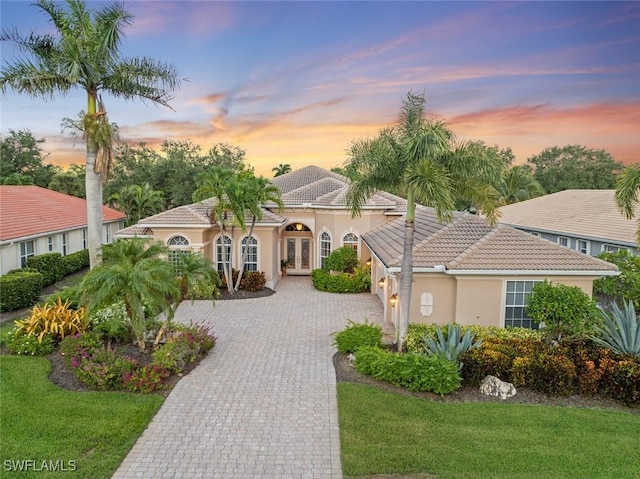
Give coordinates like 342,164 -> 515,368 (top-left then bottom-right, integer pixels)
112,277 -> 384,479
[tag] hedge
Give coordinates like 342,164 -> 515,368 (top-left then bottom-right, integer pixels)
311,267 -> 371,293
62,249 -> 90,275
26,252 -> 65,287
0,271 -> 43,312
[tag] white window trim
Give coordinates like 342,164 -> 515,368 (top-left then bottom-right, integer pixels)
215,234 -> 233,272
340,229 -> 360,256
240,235 -> 259,272
19,240 -> 36,267
319,229 -> 332,269
557,236 -> 569,248
576,239 -> 590,255
167,235 -> 191,247
502,279 -> 543,330
61,233 -> 68,256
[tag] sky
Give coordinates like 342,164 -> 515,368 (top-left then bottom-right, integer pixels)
1,1 -> 639,176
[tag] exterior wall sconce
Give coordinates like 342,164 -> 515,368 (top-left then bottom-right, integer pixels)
365,259 -> 372,267
390,293 -> 398,307
295,223 -> 303,231
378,278 -> 385,288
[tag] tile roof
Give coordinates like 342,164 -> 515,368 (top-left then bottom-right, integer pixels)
136,198 -> 286,227
363,207 -> 617,273
498,189 -> 638,246
269,165 -> 405,211
115,225 -> 153,238
0,185 -> 125,242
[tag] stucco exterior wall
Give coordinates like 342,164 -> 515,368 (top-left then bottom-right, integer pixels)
407,274 -> 457,325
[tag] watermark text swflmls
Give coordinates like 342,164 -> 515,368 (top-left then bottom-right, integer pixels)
3,460 -> 77,472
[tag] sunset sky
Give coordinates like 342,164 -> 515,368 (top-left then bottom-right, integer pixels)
1,1 -> 639,176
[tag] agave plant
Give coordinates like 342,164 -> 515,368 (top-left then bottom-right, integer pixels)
423,323 -> 483,370
592,301 -> 640,357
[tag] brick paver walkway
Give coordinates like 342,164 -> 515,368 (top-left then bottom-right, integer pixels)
112,277 -> 384,479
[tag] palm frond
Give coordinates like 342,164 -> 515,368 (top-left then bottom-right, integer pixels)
405,159 -> 455,222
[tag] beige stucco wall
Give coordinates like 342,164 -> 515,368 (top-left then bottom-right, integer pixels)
408,274 -> 457,325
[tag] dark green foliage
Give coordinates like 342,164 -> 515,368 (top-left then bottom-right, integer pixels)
526,280 -> 599,340
5,328 -> 55,356
152,326 -> 216,373
311,266 -> 371,293
325,246 -> 359,272
511,353 -> 577,396
44,283 -> 85,310
354,345 -> 461,395
240,271 -> 266,292
26,252 -> 65,287
594,250 -> 639,308
0,271 -> 43,311
61,249 -> 90,275
0,129 -> 59,187
332,320 -> 382,354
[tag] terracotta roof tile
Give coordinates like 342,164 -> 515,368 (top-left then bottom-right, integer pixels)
0,185 -> 125,241
498,189 -> 638,245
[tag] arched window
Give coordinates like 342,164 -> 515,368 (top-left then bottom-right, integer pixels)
241,236 -> 258,272
216,236 -> 232,272
168,235 -> 189,246
343,232 -> 359,255
167,235 -> 190,273
320,231 -> 332,269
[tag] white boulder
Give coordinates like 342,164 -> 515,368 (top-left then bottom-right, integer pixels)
479,375 -> 517,400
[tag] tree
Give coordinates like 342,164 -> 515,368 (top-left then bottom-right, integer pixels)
81,239 -> 179,352
527,145 -> 623,193
345,92 -> 504,351
615,165 -> 640,244
496,165 -> 545,205
48,172 -> 85,198
272,163 -> 292,177
108,183 -> 165,226
1,0 -> 180,269
0,129 -> 59,187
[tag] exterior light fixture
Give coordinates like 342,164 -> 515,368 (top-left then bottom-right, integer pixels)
390,293 -> 398,307
296,223 -> 303,231
378,278 -> 385,288
366,259 -> 372,267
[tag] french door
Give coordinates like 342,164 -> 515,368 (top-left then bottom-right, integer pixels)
286,237 -> 311,274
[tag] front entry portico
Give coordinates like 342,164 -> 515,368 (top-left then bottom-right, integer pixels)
282,222 -> 313,275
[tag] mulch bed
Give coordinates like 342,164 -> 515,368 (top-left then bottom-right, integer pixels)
216,287 -> 275,300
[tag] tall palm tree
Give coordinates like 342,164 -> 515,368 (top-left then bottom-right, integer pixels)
109,183 -> 165,226
615,165 -> 640,244
1,0 -> 180,269
346,92 -> 504,351
82,239 -> 179,352
272,163 -> 292,177
497,165 -> 545,205
233,173 -> 284,290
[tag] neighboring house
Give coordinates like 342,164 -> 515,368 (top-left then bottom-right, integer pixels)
116,166 -> 407,289
363,207 -> 618,331
497,190 -> 638,256
0,185 -> 126,275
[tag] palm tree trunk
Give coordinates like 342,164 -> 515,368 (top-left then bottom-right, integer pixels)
85,93 -> 103,269
234,216 -> 256,291
397,190 -> 416,352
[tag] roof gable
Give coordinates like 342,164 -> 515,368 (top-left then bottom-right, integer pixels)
0,185 -> 125,241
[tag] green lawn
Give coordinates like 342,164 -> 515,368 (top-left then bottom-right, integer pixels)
338,383 -> 640,479
0,355 -> 163,479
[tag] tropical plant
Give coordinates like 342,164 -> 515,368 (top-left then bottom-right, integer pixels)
615,165 -> 640,244
592,301 -> 640,357
14,298 -> 87,343
496,165 -> 545,205
81,239 -> 179,352
345,91 -> 504,350
272,163 -> 292,177
108,183 -> 165,226
422,323 -> 483,371
526,280 -> 599,341
331,319 -> 382,354
324,246 -> 359,273
594,249 -> 640,308
1,0 -> 180,268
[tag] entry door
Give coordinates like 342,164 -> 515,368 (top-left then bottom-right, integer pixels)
286,237 -> 311,274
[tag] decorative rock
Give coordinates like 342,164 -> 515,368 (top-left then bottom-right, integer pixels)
347,353 -> 356,368
479,375 -> 517,400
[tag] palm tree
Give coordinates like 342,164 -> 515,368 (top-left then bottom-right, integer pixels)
81,239 -> 179,352
233,174 -> 284,290
497,165 -> 545,205
109,183 -> 165,226
272,163 -> 292,177
346,92 -> 504,351
1,0 -> 180,269
615,165 -> 640,244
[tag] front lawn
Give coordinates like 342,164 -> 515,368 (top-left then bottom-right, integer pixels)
0,355 -> 163,479
338,382 -> 640,479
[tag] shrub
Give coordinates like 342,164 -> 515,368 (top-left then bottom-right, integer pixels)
354,346 -> 461,395
511,352 -> 577,397
5,328 -> 55,356
122,364 -> 170,393
219,268 -> 240,290
526,280 -> 599,340
592,300 -> 640,357
43,283 -> 85,310
61,249 -> 90,275
0,270 -> 43,312
240,271 -> 266,292
423,323 -> 483,371
600,357 -> 640,405
14,299 -> 88,343
72,348 -> 139,391
26,252 -> 65,287
594,250 -> 639,308
89,301 -> 131,345
324,246 -> 359,273
152,325 -> 216,373
332,319 -> 382,354
311,266 -> 371,293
